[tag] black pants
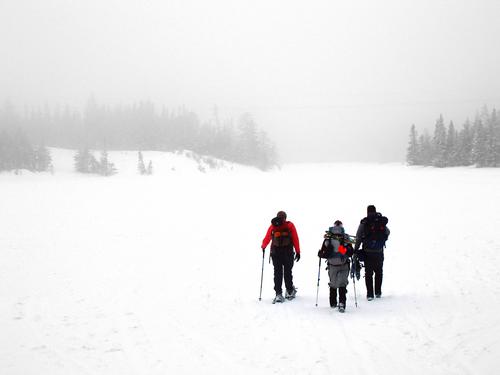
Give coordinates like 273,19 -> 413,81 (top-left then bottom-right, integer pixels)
330,287 -> 347,306
364,252 -> 384,297
271,246 -> 295,295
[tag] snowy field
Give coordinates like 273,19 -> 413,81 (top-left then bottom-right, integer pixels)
1,149 -> 500,375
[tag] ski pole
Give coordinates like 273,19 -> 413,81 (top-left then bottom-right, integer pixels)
315,257 -> 321,307
259,249 -> 265,301
352,275 -> 358,308
351,260 -> 358,308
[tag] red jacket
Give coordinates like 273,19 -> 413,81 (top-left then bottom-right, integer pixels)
261,221 -> 300,254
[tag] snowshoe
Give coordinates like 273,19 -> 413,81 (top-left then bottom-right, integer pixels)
273,294 -> 285,304
285,287 -> 297,300
338,303 -> 345,313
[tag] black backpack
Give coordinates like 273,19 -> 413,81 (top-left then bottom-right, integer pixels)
363,213 -> 389,250
318,237 -> 335,259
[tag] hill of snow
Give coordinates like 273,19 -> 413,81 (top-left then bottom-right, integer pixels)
47,148 -> 256,175
1,149 -> 499,374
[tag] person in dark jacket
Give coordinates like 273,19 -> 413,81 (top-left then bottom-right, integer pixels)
261,211 -> 300,303
354,205 -> 390,300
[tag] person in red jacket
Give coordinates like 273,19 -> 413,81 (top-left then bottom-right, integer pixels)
261,211 -> 300,303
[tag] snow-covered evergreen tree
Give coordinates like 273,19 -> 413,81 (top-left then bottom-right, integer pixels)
472,117 -> 488,167
418,130 -> 433,166
255,130 -> 278,170
432,115 -> 447,167
456,119 -> 473,166
494,109 -> 500,167
10,129 -> 34,171
0,130 -> 14,171
99,150 -> 117,176
406,124 -> 419,165
33,144 -> 52,172
138,151 -> 146,175
445,121 -> 457,166
74,148 -> 88,173
486,109 -> 499,167
236,113 -> 259,166
74,148 -> 99,173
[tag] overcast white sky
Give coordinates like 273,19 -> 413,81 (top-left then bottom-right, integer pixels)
1,0 -> 499,162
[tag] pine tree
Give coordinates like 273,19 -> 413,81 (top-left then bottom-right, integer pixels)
11,128 -> 34,171
418,130 -> 433,166
456,119 -> 473,166
445,121 -> 457,166
213,122 -> 235,161
432,115 -> 447,167
33,144 -> 52,172
99,150 -> 117,176
472,117 -> 488,167
254,130 -> 277,170
74,148 -> 88,173
406,124 -> 419,165
74,148 -> 98,173
236,113 -> 259,166
494,109 -> 500,167
0,130 -> 14,171
486,109 -> 499,167
138,151 -> 146,175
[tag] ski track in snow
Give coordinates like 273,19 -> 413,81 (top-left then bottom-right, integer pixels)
1,149 -> 500,374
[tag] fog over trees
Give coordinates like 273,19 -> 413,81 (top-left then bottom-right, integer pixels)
0,129 -> 52,173
407,106 -> 500,168
2,2 -> 499,164
0,99 -> 278,172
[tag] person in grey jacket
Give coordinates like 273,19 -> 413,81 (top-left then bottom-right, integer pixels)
325,220 -> 353,312
354,205 -> 390,300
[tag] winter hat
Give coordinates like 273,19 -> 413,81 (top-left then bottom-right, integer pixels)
330,225 -> 345,235
334,220 -> 343,226
367,205 -> 376,214
277,211 -> 287,220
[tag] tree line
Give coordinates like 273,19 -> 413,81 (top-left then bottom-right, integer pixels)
0,98 -> 278,172
406,106 -> 500,168
0,126 -> 53,173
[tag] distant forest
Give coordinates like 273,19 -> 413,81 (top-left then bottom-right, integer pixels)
407,106 -> 500,168
0,98 -> 278,172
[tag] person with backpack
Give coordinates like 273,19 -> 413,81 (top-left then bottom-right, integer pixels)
354,205 -> 390,301
261,211 -> 300,303
318,220 -> 354,312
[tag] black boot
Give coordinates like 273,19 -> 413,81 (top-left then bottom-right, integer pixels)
339,287 -> 347,305
329,287 -> 337,308
338,287 -> 347,312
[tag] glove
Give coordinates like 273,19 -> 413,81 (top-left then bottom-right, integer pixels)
295,253 -> 300,262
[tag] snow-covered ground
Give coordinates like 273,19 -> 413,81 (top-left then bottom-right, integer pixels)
1,149 -> 500,375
